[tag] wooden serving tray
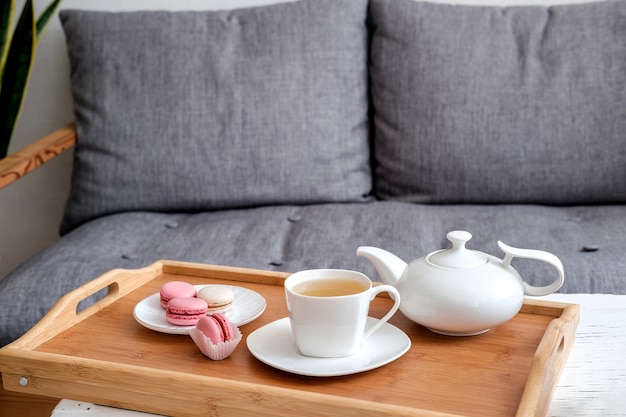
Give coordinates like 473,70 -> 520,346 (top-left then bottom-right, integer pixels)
0,261 -> 579,417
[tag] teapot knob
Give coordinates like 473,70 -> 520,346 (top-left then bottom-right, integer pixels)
446,230 -> 473,249
429,230 -> 488,269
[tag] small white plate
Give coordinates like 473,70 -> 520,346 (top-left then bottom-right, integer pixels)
133,285 -> 266,335
246,317 -> 411,377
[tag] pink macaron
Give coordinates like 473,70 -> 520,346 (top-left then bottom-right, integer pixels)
165,297 -> 208,326
160,281 -> 197,309
196,313 -> 235,344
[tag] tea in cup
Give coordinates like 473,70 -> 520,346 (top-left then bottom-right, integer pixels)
284,269 -> 401,358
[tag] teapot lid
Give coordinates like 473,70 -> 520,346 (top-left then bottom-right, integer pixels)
428,231 -> 488,269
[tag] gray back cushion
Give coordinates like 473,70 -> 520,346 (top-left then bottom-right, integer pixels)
60,0 -> 371,233
370,0 -> 626,204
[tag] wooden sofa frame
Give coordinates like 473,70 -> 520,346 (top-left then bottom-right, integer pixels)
0,123 -> 77,190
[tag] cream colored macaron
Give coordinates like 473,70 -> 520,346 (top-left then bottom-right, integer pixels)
197,285 -> 235,314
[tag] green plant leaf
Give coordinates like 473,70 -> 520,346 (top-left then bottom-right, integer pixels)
0,0 -> 35,159
36,0 -> 61,38
0,0 -> 14,73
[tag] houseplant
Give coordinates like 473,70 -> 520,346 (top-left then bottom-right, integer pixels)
0,0 -> 61,159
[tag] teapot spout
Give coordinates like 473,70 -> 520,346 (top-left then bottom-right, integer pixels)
356,246 -> 407,287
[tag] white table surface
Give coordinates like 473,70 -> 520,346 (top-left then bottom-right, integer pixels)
51,293 -> 626,417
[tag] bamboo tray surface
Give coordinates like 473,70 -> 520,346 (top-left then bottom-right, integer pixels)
0,261 -> 579,417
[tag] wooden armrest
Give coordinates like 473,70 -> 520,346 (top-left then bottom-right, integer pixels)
0,123 -> 77,190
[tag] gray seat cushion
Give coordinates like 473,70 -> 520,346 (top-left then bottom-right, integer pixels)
369,0 -> 626,204
59,0 -> 371,234
1,202 -> 624,346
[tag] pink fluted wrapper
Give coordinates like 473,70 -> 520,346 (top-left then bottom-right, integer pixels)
190,326 -> 242,360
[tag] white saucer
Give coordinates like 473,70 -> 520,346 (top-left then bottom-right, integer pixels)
133,285 -> 266,334
246,317 -> 411,377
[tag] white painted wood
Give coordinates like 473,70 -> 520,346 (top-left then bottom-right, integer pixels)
537,294 -> 626,417
50,294 -> 626,417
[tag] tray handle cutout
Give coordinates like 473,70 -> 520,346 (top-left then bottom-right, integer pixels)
517,303 -> 579,417
7,262 -> 165,350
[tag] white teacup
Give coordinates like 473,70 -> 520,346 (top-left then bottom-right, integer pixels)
284,269 -> 401,358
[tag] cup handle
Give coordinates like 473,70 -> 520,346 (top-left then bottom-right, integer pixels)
362,284 -> 401,342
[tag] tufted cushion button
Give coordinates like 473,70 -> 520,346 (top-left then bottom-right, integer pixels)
165,221 -> 179,228
269,260 -> 284,267
287,214 -> 302,223
121,253 -> 137,260
581,245 -> 599,252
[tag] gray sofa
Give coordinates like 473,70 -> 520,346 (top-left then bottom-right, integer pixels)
1,0 -> 625,347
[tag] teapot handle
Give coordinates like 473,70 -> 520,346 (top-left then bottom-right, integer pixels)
497,241 -> 564,296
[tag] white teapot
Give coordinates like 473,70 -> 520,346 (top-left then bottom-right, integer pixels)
357,230 -> 564,336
